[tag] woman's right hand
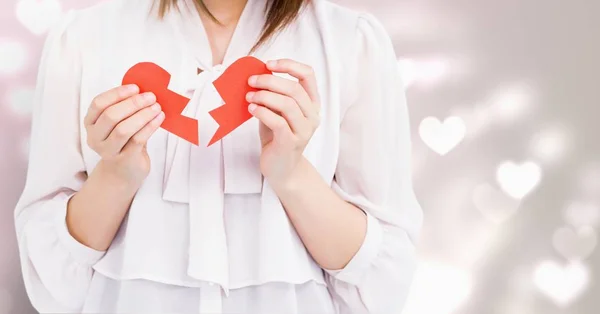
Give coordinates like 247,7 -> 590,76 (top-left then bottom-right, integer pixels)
84,84 -> 165,187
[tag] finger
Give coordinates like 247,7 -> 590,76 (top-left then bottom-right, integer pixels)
246,90 -> 308,134
103,103 -> 162,154
248,103 -> 294,143
85,84 -> 140,126
266,59 -> 321,109
123,110 -> 166,153
94,92 -> 157,141
248,74 -> 315,119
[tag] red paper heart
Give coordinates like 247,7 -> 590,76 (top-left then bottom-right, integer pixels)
121,56 -> 271,147
122,62 -> 199,145
209,56 -> 272,146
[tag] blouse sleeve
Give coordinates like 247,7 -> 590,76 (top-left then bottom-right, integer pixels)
324,13 -> 424,314
13,11 -> 106,313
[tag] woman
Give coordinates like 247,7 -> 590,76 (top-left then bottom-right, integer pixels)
14,0 -> 422,313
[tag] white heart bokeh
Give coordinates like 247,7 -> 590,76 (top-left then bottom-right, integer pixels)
7,87 -> 36,115
419,116 -> 466,155
552,226 -> 597,261
402,260 -> 472,314
563,201 -> 600,229
0,40 -> 28,75
16,0 -> 63,35
472,183 -> 521,224
533,260 -> 590,307
496,161 -> 542,199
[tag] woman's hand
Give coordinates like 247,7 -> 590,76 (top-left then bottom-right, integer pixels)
84,84 -> 165,187
246,59 -> 321,188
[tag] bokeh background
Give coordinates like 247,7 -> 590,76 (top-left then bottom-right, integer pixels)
1,0 -> 599,313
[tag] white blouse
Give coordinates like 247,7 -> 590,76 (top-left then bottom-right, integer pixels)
13,0 -> 423,313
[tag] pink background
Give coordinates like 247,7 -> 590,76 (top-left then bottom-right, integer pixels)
1,0 -> 600,313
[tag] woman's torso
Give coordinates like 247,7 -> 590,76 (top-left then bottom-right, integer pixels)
67,0 -> 363,310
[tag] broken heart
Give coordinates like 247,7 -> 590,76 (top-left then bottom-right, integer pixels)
209,56 -> 272,145
123,63 -> 199,145
122,56 -> 270,146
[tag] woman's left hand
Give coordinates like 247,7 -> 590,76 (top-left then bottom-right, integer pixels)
246,59 -> 321,188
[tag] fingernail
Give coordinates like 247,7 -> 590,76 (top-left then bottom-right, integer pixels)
248,103 -> 257,113
267,60 -> 277,67
126,84 -> 139,93
152,103 -> 161,111
248,75 -> 258,86
144,92 -> 156,102
246,92 -> 255,102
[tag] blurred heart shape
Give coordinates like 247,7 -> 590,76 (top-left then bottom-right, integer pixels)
0,40 -> 28,75
16,0 -> 63,35
496,161 -> 542,199
533,260 -> 589,307
563,201 -> 600,229
472,183 -> 521,224
419,116 -> 466,155
552,226 -> 597,261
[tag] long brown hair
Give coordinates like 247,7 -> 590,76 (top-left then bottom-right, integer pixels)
157,0 -> 308,52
